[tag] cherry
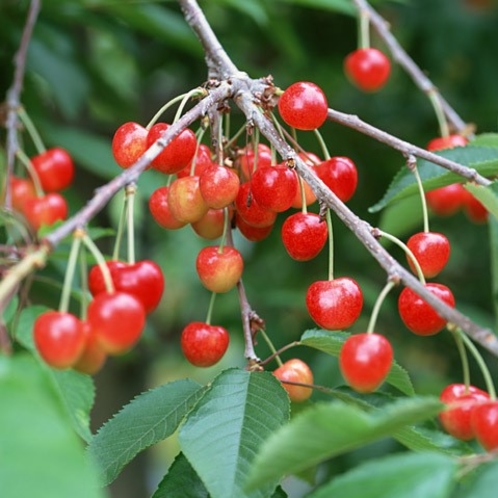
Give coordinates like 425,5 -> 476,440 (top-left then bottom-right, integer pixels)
199,163 -> 240,209
31,147 -> 74,192
87,291 -> 146,355
426,184 -> 466,217
344,48 -> 391,92
406,231 -> 451,278
196,245 -> 244,293
177,144 -> 214,178
427,134 -> 468,152
281,212 -> 328,261
34,311 -> 86,369
180,321 -> 229,367
73,321 -> 107,375
237,143 -> 272,181
149,186 -> 187,230
314,156 -> 358,202
250,164 -> 298,212
439,383 -> 490,441
146,122 -> 197,174
234,182 -> 277,228
235,213 -> 274,242
461,189 -> 488,223
167,176 -> 209,224
398,283 -> 455,336
339,333 -> 393,393
112,122 -> 148,169
278,81 -> 328,131
191,207 -> 231,240
23,193 -> 68,231
290,152 -> 321,208
88,259 -> 165,313
10,176 -> 36,212
306,277 -> 363,330
273,358 -> 313,403
471,401 -> 498,451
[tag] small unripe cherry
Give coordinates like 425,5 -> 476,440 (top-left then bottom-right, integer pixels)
273,358 -> 313,402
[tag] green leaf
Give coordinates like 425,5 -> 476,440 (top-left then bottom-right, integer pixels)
300,329 -> 415,395
179,369 -> 290,498
152,452 -> 209,498
369,146 -> 498,213
0,354 -> 104,498
308,452 -> 456,498
1,294 -> 18,323
88,379 -> 206,485
245,396 -> 443,490
489,216 -> 498,331
464,182 -> 498,220
464,461 -> 498,498
470,133 -> 498,147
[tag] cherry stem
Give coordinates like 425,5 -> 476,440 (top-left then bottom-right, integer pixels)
190,126 -> 208,176
82,234 -> 115,294
407,155 -> 430,233
15,149 -> 44,197
326,209 -> 334,281
428,89 -> 450,138
366,279 -> 396,334
450,326 -> 471,391
217,113 -> 224,166
58,230 -> 83,314
298,176 -> 308,215
358,8 -> 370,50
205,291 -> 216,325
260,341 -> 300,367
313,128 -> 331,160
17,107 -> 46,154
259,328 -> 283,367
126,183 -> 137,265
251,127 -> 261,176
458,329 -> 496,400
376,229 -> 426,285
173,87 -> 206,124
224,122 -> 246,150
79,245 -> 89,320
218,207 -> 230,254
112,190 -> 128,261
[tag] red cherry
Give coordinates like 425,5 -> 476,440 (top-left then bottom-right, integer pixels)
167,176 -> 209,224
426,184 -> 466,217
427,134 -> 469,151
344,48 -> 391,92
176,144 -> 214,178
149,186 -> 187,230
250,165 -> 298,212
10,176 -> 36,212
234,182 -> 277,228
87,292 -> 146,355
306,278 -> 363,330
278,81 -> 328,130
34,311 -> 86,369
199,163 -> 240,209
195,245 -> 244,293
315,156 -> 358,202
237,144 -> 272,181
273,358 -> 313,402
112,122 -> 148,169
339,333 -> 393,393
406,232 -> 451,278
88,260 -> 164,313
235,213 -> 274,242
472,401 -> 498,451
461,189 -> 488,223
398,283 -> 455,336
281,212 -> 328,261
146,123 -> 197,174
73,321 -> 107,375
180,321 -> 229,367
23,193 -> 68,231
439,383 -> 490,441
31,147 -> 74,192
191,207 -> 232,240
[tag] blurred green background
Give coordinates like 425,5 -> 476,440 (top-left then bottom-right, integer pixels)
2,0 -> 498,496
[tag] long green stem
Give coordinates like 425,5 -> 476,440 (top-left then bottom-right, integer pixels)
366,280 -> 395,334
112,191 -> 128,261
259,328 -> 283,367
17,107 -> 46,154
79,246 -> 89,320
205,291 -> 217,325
82,234 -> 114,293
126,184 -> 136,264
190,126 -> 208,176
58,233 -> 82,313
313,128 -> 331,160
326,209 -> 334,281
218,207 -> 230,253
15,149 -> 44,196
411,161 -> 430,233
358,9 -> 370,49
428,90 -> 450,138
173,87 -> 206,124
450,327 -> 470,390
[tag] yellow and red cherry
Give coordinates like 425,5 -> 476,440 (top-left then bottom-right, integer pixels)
167,176 -> 209,224
273,358 -> 314,402
149,186 -> 187,230
112,122 -> 148,169
199,163 -> 240,209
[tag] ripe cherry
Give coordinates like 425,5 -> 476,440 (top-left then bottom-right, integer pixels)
88,260 -> 165,313
406,231 -> 451,278
167,176 -> 209,224
250,165 -> 298,212
398,283 -> 455,335
31,147 -> 74,192
181,321 -> 229,367
314,156 -> 358,202
426,184 -> 466,217
471,401 -> 498,451
278,81 -> 328,130
34,311 -> 86,369
10,176 -> 36,212
199,163 -> 240,209
234,182 -> 277,228
281,212 -> 328,261
149,186 -> 187,230
339,333 -> 393,393
87,291 -> 146,355
237,143 -> 272,180
344,48 -> 391,92
147,123 -> 197,174
273,358 -> 313,402
439,383 -> 490,441
461,189 -> 488,223
306,277 -> 363,330
191,207 -> 232,240
23,193 -> 68,231
427,134 -> 468,152
112,122 -> 148,169
235,213 -> 274,242
177,144 -> 214,178
73,321 -> 107,375
196,245 -> 244,293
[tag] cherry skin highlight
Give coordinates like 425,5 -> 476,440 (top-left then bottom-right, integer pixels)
181,321 -> 229,367
273,358 -> 314,402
